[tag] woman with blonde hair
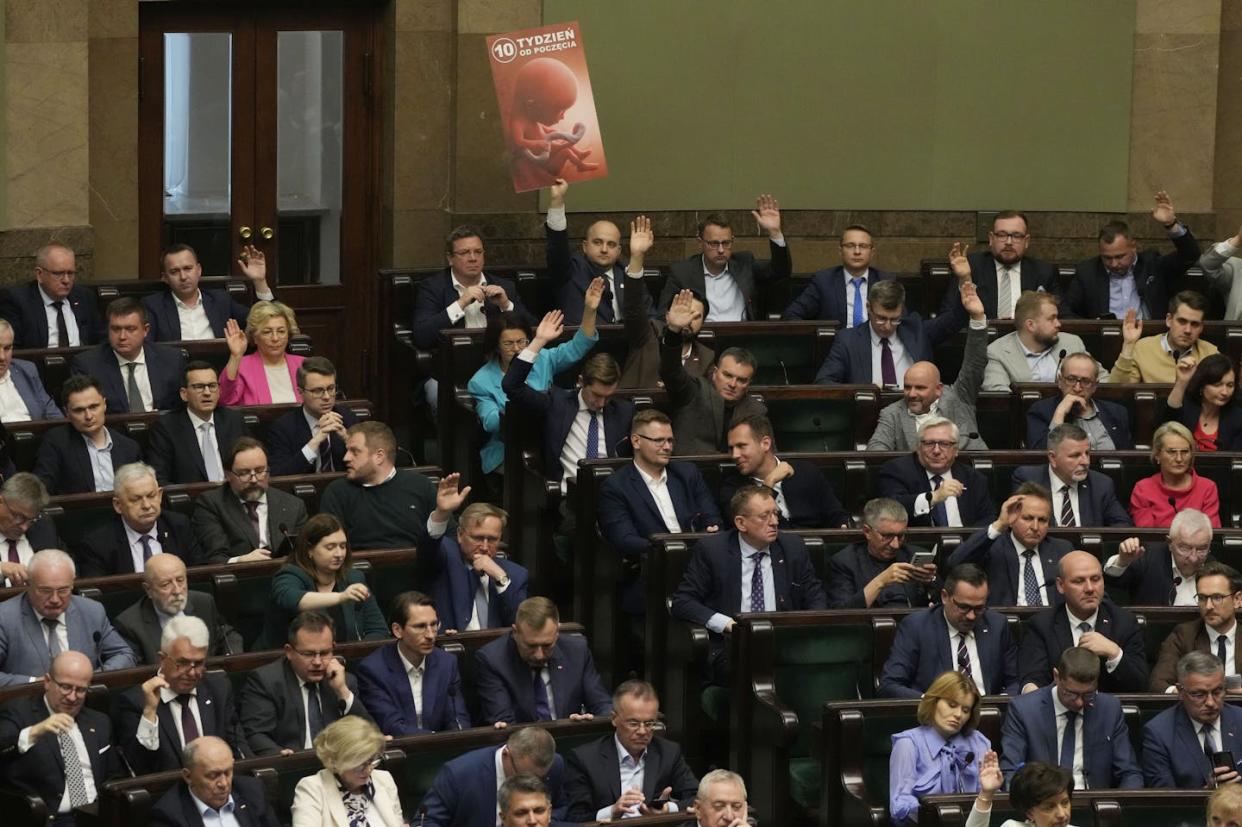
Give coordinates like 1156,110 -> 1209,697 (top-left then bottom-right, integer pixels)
1129,420 -> 1221,528
220,300 -> 305,405
292,716 -> 403,827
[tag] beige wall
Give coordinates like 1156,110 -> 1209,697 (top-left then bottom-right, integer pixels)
0,0 -> 1234,279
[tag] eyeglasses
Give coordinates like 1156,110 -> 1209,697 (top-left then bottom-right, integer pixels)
871,313 -> 903,326
919,440 -> 955,450
1183,687 -> 1227,702
635,434 -> 675,446
349,755 -> 383,774
406,621 -> 441,634
228,467 -> 268,480
187,382 -> 219,393
52,680 -> 89,697
170,657 -> 206,672
701,239 -> 733,249
865,528 -> 906,543
1196,593 -> 1236,605
294,649 -> 335,661
990,232 -> 1028,242
948,598 -> 986,616
34,586 -> 72,598
1059,688 -> 1097,703
301,385 -> 338,398
620,719 -> 664,731
1059,375 -> 1096,388
499,339 -> 530,351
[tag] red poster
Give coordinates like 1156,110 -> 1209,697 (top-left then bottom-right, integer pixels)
487,21 -> 609,193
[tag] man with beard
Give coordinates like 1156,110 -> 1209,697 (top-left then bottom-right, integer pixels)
1107,291 -> 1217,384
1010,424 -> 1132,526
983,291 -> 1103,392
782,224 -> 896,326
192,438 -> 308,563
868,282 -> 989,450
939,212 -> 1060,319
114,554 -> 239,663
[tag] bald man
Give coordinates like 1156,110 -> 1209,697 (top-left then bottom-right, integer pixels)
546,178 -> 650,324
867,282 -> 988,450
152,736 -> 279,827
114,555 -> 240,664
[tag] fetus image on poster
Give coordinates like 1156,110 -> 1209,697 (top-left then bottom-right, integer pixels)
507,57 -> 600,182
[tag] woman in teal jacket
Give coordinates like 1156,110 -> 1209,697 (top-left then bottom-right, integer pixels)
257,512 -> 387,649
468,277 -> 605,475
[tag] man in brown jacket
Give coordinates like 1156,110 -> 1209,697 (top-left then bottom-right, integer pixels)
1150,560 -> 1242,692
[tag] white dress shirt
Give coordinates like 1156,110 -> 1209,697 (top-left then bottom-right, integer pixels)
137,686 -> 203,750
869,325 -> 911,386
638,464 -> 683,533
702,258 -> 746,321
0,372 -> 31,422
559,393 -> 607,487
947,627 -> 984,696
18,698 -> 98,812
123,519 -> 164,572
398,648 -> 425,729
706,536 -> 776,633
1051,688 -> 1086,790
1048,469 -> 1082,527
446,273 -> 512,328
2,534 -> 34,586
1101,553 -> 1197,607
40,285 -> 79,347
116,351 -> 154,411
189,410 -> 225,482
188,791 -> 242,827
912,468 -> 962,526
174,291 -> 216,340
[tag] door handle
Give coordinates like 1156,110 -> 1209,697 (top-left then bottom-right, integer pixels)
239,226 -> 252,240
260,227 -> 274,240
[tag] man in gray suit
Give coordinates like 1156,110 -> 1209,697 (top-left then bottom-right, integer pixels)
983,291 -> 1107,392
0,548 -> 135,686
868,282 -> 988,450
0,319 -> 61,421
115,554 -> 241,663
192,437 -> 308,564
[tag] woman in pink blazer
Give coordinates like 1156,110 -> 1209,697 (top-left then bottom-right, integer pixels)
219,300 -> 306,406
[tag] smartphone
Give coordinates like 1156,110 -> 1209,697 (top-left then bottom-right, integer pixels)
1213,750 -> 1236,771
910,550 -> 936,567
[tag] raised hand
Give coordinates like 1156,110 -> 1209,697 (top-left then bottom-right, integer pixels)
534,310 -> 565,345
960,281 -> 985,319
1151,190 -> 1177,226
435,472 -> 471,515
31,712 -> 76,741
224,318 -> 249,358
1121,308 -> 1143,346
141,674 -> 169,715
978,750 -> 1003,795
584,277 -> 605,311
237,244 -> 267,284
1175,356 -> 1198,385
0,561 -> 27,586
629,215 -> 654,258
752,193 -> 782,238
992,494 -> 1025,533
665,289 -> 698,332
1117,537 -> 1145,566
948,242 -> 971,280
549,177 -> 569,208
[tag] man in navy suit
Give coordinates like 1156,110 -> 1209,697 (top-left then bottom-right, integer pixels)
0,243 -> 102,348
878,563 -> 1019,698
265,357 -> 358,476
1000,646 -> 1142,789
1018,551 -> 1148,694
0,472 -> 61,588
656,202 -> 790,320
1010,424 -> 1132,527
143,243 -> 273,341
418,489 -> 529,633
877,417 -> 994,528
474,597 -> 612,725
33,375 -> 143,495
147,362 -> 250,486
782,224 -> 895,326
939,212 -> 1060,319
1104,508 -> 1214,606
670,485 -> 827,683
826,498 -> 938,609
76,462 -> 203,578
355,591 -> 469,737
815,279 -> 966,385
0,319 -> 60,421
1142,651 -> 1242,788
1025,353 -> 1133,450
546,178 -> 650,325
70,297 -> 185,414
947,483 -> 1073,607
1064,192 -> 1199,320
0,652 -> 124,820
421,726 -> 571,827
563,680 -> 699,821
720,415 -> 849,528
151,736 -> 280,827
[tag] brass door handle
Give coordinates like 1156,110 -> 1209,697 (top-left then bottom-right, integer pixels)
260,227 -> 274,240
239,226 -> 252,240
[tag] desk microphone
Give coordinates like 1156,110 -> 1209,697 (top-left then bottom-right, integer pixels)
778,359 -> 790,385
277,523 -> 294,557
447,685 -> 465,731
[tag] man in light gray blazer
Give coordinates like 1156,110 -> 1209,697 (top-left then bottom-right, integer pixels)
0,548 -> 136,686
0,319 -> 61,421
1198,224 -> 1242,320
868,283 -> 989,450
983,290 -> 1107,392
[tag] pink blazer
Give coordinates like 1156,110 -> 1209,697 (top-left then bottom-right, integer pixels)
219,352 -> 305,406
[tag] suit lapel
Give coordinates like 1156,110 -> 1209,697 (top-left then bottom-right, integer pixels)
1038,690 -> 1059,758
1176,706 -> 1213,780
21,600 -> 50,674
67,432 -> 93,493
725,535 -> 744,616
974,615 -> 996,689
600,737 -> 624,800
65,601 -> 90,656
932,610 -> 953,674
770,537 -> 791,610
1040,542 -> 1061,604
1053,610 -> 1074,656
626,466 -> 667,529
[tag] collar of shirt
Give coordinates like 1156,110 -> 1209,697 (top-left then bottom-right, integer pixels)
38,285 -> 60,306
1106,260 -> 1136,280
188,409 -> 214,429
614,734 -> 646,769
82,428 -> 114,452
868,325 -> 892,348
1213,620 -> 1237,645
636,464 -> 668,487
1018,339 -> 1053,359
396,646 -> 426,676
115,350 -> 145,368
0,372 -> 13,388
701,256 -> 730,279
451,272 -> 488,293
739,534 -> 768,557
40,613 -> 64,632
1067,605 -> 1099,630
173,290 -> 204,311
1050,686 -> 1071,717
189,790 -> 236,819
1009,532 -> 1037,555
159,685 -> 196,704
361,467 -> 398,489
154,604 -> 181,626
1048,466 -> 1075,495
122,519 -> 156,548
844,269 -> 870,285
1160,333 -> 1191,359
925,468 -> 954,485
237,492 -> 267,510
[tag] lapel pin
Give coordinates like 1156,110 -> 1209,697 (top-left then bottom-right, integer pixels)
205,699 -> 212,705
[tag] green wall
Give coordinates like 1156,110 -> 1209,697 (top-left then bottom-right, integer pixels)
542,0 -> 1136,212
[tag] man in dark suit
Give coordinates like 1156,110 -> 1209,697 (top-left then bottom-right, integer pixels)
265,356 -> 358,475
1018,551 -> 1148,693
0,652 -> 123,822
418,492 -> 529,633
1010,424 -> 1132,527
115,615 -> 250,774
877,417 -> 994,528
656,203 -> 790,320
143,242 -> 273,342
192,437 -> 308,565
76,462 -> 203,577
720,415 -> 848,529
70,297 -> 185,414
826,498 -> 937,609
151,735 -> 280,827
240,611 -> 370,755
783,224 -> 895,326
546,178 -> 649,325
1142,651 -> 1242,788
939,212 -> 1060,319
1025,353 -> 1133,450
356,591 -> 470,736
114,554 -> 239,664
878,563 -> 1019,698
1000,646 -> 1142,790
661,291 -> 767,454
671,485 -> 828,683
1064,192 -> 1200,320
563,680 -> 699,821
0,243 -> 102,348
1103,508 -> 1214,606
421,727 -> 570,827
0,319 -> 61,421
1150,561 -> 1242,692
148,362 -> 250,486
0,472 -> 61,588
33,375 -> 142,495
474,597 -> 612,725
815,279 -> 966,385
502,334 -> 633,489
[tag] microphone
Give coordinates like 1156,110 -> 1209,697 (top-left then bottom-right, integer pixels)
778,359 -> 790,385
417,809 -> 427,827
447,685 -> 465,731
118,746 -> 137,778
276,523 -> 294,557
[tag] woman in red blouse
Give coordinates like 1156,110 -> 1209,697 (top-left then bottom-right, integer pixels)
1129,421 -> 1221,528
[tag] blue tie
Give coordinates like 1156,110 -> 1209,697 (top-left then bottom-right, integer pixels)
749,551 -> 768,612
1060,710 -> 1077,786
585,410 -> 601,459
930,475 -> 949,527
532,668 -> 551,720
1022,550 -> 1043,606
851,277 -> 865,328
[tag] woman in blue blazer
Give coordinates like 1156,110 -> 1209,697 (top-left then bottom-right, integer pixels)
257,513 -> 387,649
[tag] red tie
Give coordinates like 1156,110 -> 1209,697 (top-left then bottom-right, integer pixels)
6,540 -> 18,564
